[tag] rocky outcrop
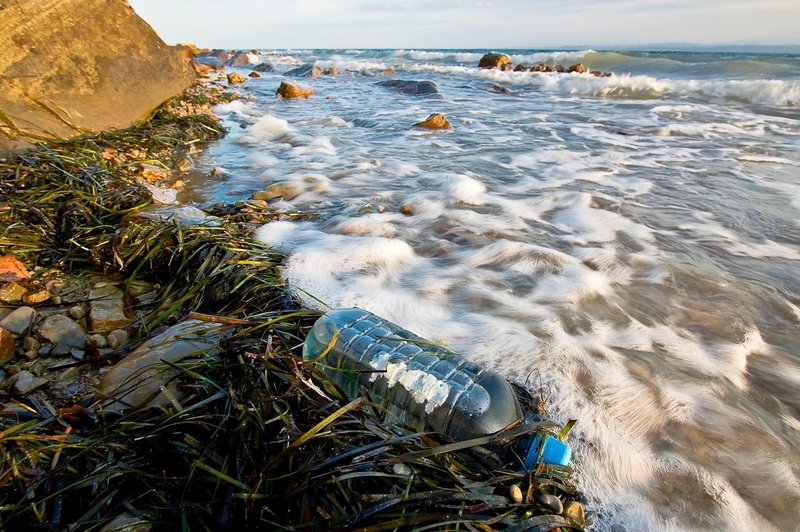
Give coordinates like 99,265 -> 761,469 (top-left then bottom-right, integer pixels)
478,53 -> 510,69
276,81 -> 313,99
378,80 -> 439,96
286,64 -> 323,78
0,0 -> 196,154
414,113 -> 452,130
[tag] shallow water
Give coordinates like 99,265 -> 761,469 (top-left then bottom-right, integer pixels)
185,49 -> 800,531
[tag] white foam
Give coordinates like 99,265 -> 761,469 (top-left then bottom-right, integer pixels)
244,114 -> 292,142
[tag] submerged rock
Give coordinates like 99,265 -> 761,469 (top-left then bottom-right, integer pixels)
478,53 -> 510,69
276,81 -> 314,99
249,71 -> 261,78
286,64 -> 323,78
253,62 -> 274,73
252,182 -> 303,202
378,80 -> 439,96
414,113 -> 452,130
38,315 -> 86,355
96,320 -> 226,413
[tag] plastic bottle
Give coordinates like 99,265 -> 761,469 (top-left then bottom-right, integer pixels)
303,308 -> 571,468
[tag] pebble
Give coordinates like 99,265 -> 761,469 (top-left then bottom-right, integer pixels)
70,349 -> 86,361
68,305 -> 86,320
10,370 -> 48,395
509,484 -> 523,503
0,327 -> 15,364
20,350 -> 38,361
563,501 -> 585,526
87,334 -> 108,349
106,329 -> 129,349
23,337 -> 40,352
536,493 -> 563,515
51,296 -> 62,305
0,282 -> 27,303
400,204 -> 415,216
45,279 -> 66,295
0,306 -> 37,335
22,288 -> 50,304
392,463 -> 412,477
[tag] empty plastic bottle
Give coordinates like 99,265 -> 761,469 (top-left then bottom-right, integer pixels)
303,308 -> 572,468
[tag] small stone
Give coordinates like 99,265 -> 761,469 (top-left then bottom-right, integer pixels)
0,328 -> 15,365
210,167 -> 225,177
535,493 -> 563,515
89,285 -> 133,333
22,288 -> 50,304
175,158 -> 192,172
45,279 -> 66,295
10,370 -> 47,395
252,183 -> 303,202
400,204 -> 415,216
172,180 -> 184,189
20,350 -> 38,361
248,71 -> 261,78
140,164 -> 170,182
392,463 -> 412,477
0,282 -> 27,303
563,501 -> 585,526
38,345 -> 51,356
38,315 -> 87,355
227,72 -> 247,85
87,334 -> 108,349
491,84 -> 511,94
58,367 -> 80,381
70,350 -> 86,361
106,329 -> 129,350
509,484 -> 523,503
50,296 -> 62,305
323,67 -> 339,75
276,81 -> 313,99
68,305 -> 86,320
23,336 -> 40,352
414,113 -> 452,130
286,64 -> 323,78
0,306 -> 37,335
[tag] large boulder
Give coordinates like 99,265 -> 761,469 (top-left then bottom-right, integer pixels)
0,0 -> 196,154
226,51 -> 251,67
478,53 -> 510,69
377,80 -> 439,96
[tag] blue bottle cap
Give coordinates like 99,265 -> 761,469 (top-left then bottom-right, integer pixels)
523,433 -> 572,469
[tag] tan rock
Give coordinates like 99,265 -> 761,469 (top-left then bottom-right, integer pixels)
22,288 -> 50,305
227,72 -> 247,85
248,71 -> 261,78
0,282 -> 27,304
478,53 -> 510,69
568,63 -> 587,74
286,64 -> 323,78
400,204 -> 415,216
0,255 -> 30,282
0,0 -> 195,154
563,501 -> 585,527
140,164 -> 170,182
0,327 -> 15,365
276,81 -> 314,99
0,306 -> 37,335
89,285 -> 133,334
193,62 -> 212,75
414,113 -> 452,130
107,329 -> 129,350
226,51 -> 251,67
252,183 -> 303,202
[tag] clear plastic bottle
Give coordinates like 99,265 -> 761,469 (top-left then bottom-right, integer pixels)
303,308 -> 524,441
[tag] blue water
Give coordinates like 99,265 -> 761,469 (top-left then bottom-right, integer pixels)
181,49 -> 800,531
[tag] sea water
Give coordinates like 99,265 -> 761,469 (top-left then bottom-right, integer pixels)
182,48 -> 800,531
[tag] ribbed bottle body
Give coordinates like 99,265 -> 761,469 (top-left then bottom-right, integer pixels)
303,308 -> 522,441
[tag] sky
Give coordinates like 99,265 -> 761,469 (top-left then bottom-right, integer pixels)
129,0 -> 800,50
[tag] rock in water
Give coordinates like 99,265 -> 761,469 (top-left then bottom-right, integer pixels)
568,63 -> 587,74
226,51 -> 251,67
227,72 -> 247,85
563,501 -> 585,527
194,49 -> 230,69
96,320 -> 226,413
377,80 -> 440,96
414,113 -> 452,130
253,62 -> 274,73
38,315 -> 86,355
0,0 -> 195,154
276,82 -> 314,99
478,52 -> 510,69
285,64 -> 323,78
